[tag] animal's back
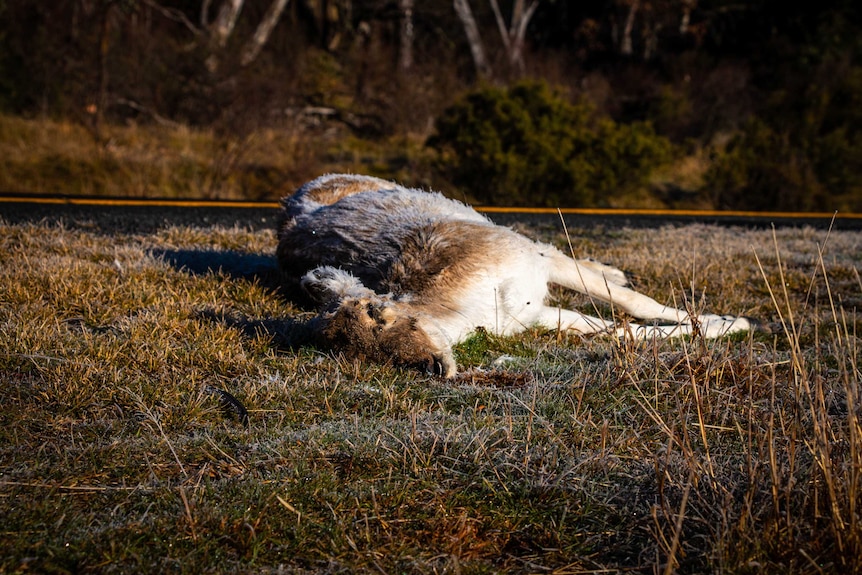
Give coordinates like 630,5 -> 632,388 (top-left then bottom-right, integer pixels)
282,173 -> 488,222
277,174 -> 493,290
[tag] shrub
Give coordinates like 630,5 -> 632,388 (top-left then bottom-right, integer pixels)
704,59 -> 862,212
704,118 -> 862,212
703,120 -> 817,211
427,81 -> 673,207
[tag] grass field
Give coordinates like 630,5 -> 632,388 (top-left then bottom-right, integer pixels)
0,114 -> 430,202
1,217 -> 861,573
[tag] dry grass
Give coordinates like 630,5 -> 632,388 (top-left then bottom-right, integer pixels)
1,217 -> 861,573
0,114 -> 433,201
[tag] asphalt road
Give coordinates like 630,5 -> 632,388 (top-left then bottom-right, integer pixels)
2,197 -> 862,234
0,199 -> 280,234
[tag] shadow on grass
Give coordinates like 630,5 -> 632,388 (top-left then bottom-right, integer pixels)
151,248 -> 282,288
152,247 -> 321,350
198,309 -> 319,351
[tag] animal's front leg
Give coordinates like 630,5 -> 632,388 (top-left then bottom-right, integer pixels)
301,266 -> 374,303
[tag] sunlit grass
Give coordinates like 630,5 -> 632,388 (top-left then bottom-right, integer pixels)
0,114 -> 436,201
1,219 -> 860,573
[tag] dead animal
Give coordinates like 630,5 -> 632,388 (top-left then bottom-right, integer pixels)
276,174 -> 753,377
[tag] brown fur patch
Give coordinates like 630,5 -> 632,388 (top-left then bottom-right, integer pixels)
301,175 -> 392,206
385,221 -> 498,297
319,298 -> 446,374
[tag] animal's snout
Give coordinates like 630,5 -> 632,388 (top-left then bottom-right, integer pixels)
401,347 -> 455,378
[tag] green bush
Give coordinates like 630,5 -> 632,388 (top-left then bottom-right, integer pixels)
704,120 -> 816,211
427,81 -> 673,207
705,118 -> 862,212
705,60 -> 862,212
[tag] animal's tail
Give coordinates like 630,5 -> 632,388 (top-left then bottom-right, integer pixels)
281,173 -> 396,216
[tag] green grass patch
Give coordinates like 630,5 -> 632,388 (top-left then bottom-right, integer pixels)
1,220 -> 861,572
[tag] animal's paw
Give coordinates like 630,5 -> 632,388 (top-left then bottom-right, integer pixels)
301,266 -> 370,302
696,314 -> 753,338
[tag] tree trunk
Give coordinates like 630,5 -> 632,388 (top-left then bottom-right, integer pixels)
399,0 -> 414,71
206,0 -> 244,71
508,0 -> 538,74
210,0 -> 244,49
488,0 -> 538,75
240,0 -> 291,66
200,0 -> 213,28
644,23 -> 661,60
621,0 -> 639,56
680,0 -> 693,34
94,2 -> 114,140
453,0 -> 491,78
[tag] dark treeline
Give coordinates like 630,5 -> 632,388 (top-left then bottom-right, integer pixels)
1,1 -> 861,209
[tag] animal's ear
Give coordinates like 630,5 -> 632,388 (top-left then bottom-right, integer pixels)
301,266 -> 372,302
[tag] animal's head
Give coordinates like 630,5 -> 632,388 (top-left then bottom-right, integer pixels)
312,295 -> 457,378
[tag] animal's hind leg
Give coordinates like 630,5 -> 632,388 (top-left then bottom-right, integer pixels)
535,305 -> 750,340
574,258 -> 629,287
301,266 -> 374,302
547,252 -> 752,338
548,252 -> 688,321
532,307 -> 616,335
613,315 -> 752,339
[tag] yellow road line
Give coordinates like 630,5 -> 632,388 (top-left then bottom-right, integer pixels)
1,195 -> 860,219
0,196 -> 280,209
476,206 -> 862,219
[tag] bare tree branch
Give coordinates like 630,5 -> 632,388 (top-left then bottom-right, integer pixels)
201,0 -> 213,28
487,0 -> 539,74
399,0 -> 415,71
453,0 -> 492,78
210,0 -> 244,49
116,98 -> 183,128
621,0 -> 639,56
488,0 -> 512,53
240,0 -> 291,66
510,0 -> 538,73
139,0 -> 203,36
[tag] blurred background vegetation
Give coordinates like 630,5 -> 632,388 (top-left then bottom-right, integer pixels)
0,0 -> 860,209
